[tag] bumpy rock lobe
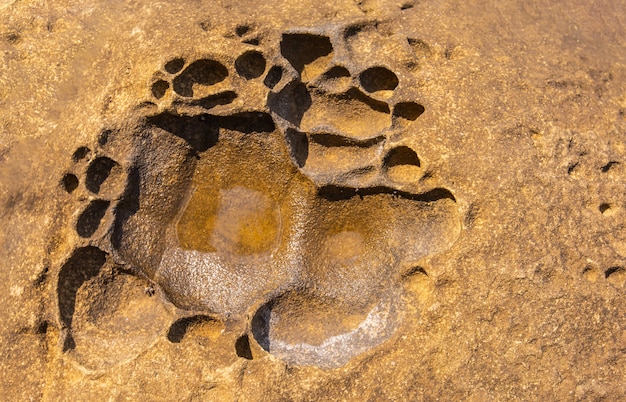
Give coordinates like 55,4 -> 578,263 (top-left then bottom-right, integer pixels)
52,22 -> 461,370
0,0 -> 625,400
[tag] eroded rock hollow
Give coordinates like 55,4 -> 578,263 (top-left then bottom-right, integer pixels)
0,0 -> 625,400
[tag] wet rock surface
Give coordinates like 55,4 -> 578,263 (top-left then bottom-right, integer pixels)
0,0 -> 625,400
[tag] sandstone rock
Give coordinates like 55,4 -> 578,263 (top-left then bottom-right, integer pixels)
0,0 -> 625,400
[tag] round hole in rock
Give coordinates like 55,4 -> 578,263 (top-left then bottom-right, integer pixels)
62,173 -> 79,193
235,25 -> 251,37
86,157 -> 119,194
263,65 -> 283,89
72,146 -> 91,162
164,58 -> 185,74
235,51 -> 266,79
151,80 -> 169,99
359,66 -> 399,93
599,203 -> 613,215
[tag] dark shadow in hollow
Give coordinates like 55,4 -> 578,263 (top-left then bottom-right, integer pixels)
342,87 -> 390,113
164,58 -> 185,74
76,200 -> 110,238
235,51 -> 266,79
184,91 -> 237,110
111,166 -> 140,250
62,173 -> 79,193
359,66 -> 399,92
267,81 -> 312,126
250,302 -> 273,352
285,129 -> 309,168
280,33 -> 333,75
605,266 -> 624,279
72,146 -> 90,162
211,112 -> 275,134
57,246 -> 107,350
318,185 -> 456,203
86,157 -> 118,194
235,335 -> 253,360
310,133 -> 384,148
147,111 -> 275,152
264,66 -> 283,89
152,80 -> 169,99
384,146 -> 421,167
393,102 -> 425,121
172,59 -> 228,97
147,114 -> 220,152
167,315 -> 219,343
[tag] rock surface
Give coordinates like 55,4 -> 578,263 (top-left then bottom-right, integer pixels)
0,0 -> 625,400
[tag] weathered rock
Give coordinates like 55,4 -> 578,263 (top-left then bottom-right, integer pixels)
0,0 -> 625,400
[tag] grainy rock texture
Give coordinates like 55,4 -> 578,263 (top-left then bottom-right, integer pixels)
1,0 -> 625,400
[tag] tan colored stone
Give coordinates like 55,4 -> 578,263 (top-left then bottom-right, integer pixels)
1,0 -> 625,400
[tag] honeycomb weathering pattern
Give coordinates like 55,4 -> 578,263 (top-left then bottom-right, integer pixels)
55,22 -> 461,369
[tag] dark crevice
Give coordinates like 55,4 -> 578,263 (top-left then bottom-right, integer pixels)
343,22 -> 373,39
407,38 -> 432,53
63,334 -> 76,351
343,87 -> 390,113
567,162 -> 579,175
601,161 -> 619,172
182,91 -> 237,109
605,266 -> 624,278
235,25 -> 251,37
76,200 -> 110,238
36,321 -> 49,335
318,186 -> 456,203
98,130 -> 112,146
402,266 -> 428,279
310,133 -> 384,148
243,38 -> 260,46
